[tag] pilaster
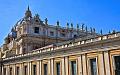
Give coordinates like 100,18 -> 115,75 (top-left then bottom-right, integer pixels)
65,56 -> 69,75
39,60 -> 42,75
6,65 -> 9,75
20,63 -> 23,75
51,59 -> 54,75
62,57 -> 65,75
28,62 -> 32,75
37,61 -> 40,75
82,54 -> 87,75
98,52 -> 105,75
78,55 -> 83,75
13,64 -> 16,75
48,59 -> 51,75
104,51 -> 111,75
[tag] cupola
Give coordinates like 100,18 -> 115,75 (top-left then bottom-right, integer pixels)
25,6 -> 32,19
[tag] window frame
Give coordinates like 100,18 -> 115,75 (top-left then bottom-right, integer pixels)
88,57 -> 98,75
70,60 -> 77,75
24,65 -> 28,75
32,64 -> 37,75
68,57 -> 78,75
3,67 -> 6,75
9,67 -> 12,75
16,66 -> 20,75
42,63 -> 48,75
50,31 -> 54,36
60,33 -> 66,37
34,27 -> 40,34
112,55 -> 120,75
54,61 -> 62,75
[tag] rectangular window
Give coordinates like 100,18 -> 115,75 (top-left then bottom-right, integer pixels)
60,33 -> 66,37
33,65 -> 36,75
10,67 -> 12,75
34,27 -> 39,33
114,56 -> 120,75
3,68 -> 6,75
50,31 -> 54,36
24,66 -> 27,75
44,64 -> 48,75
43,29 -> 46,35
71,61 -> 77,75
56,62 -> 60,75
90,58 -> 97,75
16,67 -> 20,75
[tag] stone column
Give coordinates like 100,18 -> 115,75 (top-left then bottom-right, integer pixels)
48,59 -> 51,75
104,51 -> 111,75
20,63 -> 24,75
28,62 -> 30,75
11,66 -> 14,75
82,54 -> 87,75
62,57 -> 65,75
78,55 -> 83,75
51,59 -> 54,75
37,61 -> 40,75
13,64 -> 16,75
65,56 -> 69,75
98,52 -> 105,75
39,60 -> 42,75
30,62 -> 32,75
6,66 -> 9,75
28,62 -> 32,75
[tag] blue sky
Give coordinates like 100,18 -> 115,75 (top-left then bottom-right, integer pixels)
0,0 -> 120,45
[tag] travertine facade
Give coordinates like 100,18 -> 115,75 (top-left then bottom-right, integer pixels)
0,7 -> 120,75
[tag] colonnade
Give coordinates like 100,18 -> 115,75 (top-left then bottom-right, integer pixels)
2,51 -> 113,75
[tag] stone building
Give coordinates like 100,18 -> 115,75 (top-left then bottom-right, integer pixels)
0,7 -> 120,75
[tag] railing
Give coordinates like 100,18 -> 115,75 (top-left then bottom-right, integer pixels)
3,32 -> 120,60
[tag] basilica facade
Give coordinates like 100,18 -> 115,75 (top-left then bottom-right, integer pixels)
0,7 -> 120,75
